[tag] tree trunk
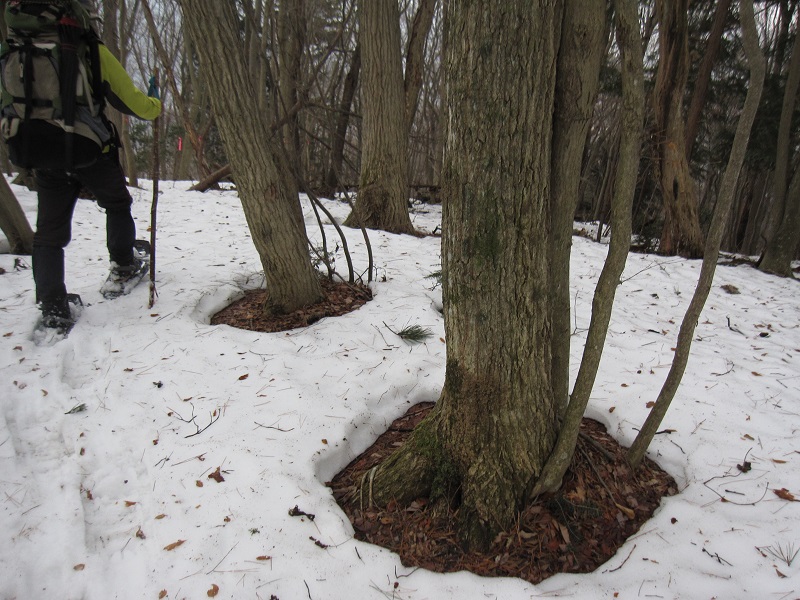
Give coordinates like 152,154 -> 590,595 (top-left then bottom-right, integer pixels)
324,43 -> 361,195
629,0 -> 766,467
759,21 -> 800,274
366,1 -> 563,551
179,0 -> 323,315
535,0 -> 644,495
345,0 -> 414,234
549,0 -> 607,417
0,176 -> 34,254
143,0 -> 210,179
403,0 -> 437,137
758,168 -> 800,276
654,0 -> 704,258
277,0 -> 306,178
684,0 -> 732,160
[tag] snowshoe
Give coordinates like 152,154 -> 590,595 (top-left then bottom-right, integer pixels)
33,293 -> 83,346
101,240 -> 151,299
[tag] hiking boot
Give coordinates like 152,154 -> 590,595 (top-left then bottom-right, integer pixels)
39,294 -> 82,330
101,240 -> 150,298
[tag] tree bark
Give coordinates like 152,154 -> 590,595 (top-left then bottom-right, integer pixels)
345,0 -> 414,234
654,0 -> 705,258
324,43 -> 361,195
179,0 -> 323,315
277,0 -> 306,177
759,20 -> 800,275
535,0 -> 644,495
403,0 -> 437,137
367,1 -> 563,551
548,0 -> 607,418
684,0 -> 732,160
0,176 -> 34,254
629,0 -> 766,467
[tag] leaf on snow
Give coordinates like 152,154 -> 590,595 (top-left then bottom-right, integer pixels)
238,374 -> 249,381
773,488 -> 797,502
208,467 -> 225,483
207,584 -> 219,597
73,564 -> 85,571
124,500 -> 137,507
159,591 -> 167,599
164,539 -> 185,551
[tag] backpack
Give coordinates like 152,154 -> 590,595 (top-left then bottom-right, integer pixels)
0,0 -> 111,170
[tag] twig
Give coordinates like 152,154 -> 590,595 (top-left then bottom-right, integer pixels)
207,542 -> 239,574
702,547 -> 733,566
605,543 -> 636,572
254,421 -> 294,432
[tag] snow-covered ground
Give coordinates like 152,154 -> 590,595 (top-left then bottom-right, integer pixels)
1,179 -> 798,600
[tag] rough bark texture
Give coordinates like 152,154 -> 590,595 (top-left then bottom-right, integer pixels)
0,176 -> 34,254
369,1 -> 563,551
548,0 -> 606,417
629,0 -> 766,467
346,0 -> 414,234
536,0 -> 644,495
179,0 -> 322,314
653,0 -> 704,258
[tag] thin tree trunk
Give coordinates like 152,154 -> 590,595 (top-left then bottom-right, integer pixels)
142,0 -> 210,178
324,43 -> 360,194
548,0 -> 607,418
0,176 -> 34,254
535,0 -> 644,495
277,0 -> 306,176
685,0 -> 731,160
403,0 -> 437,137
629,0 -> 766,467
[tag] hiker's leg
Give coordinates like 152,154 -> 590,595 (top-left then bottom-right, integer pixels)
77,154 -> 136,266
32,169 -> 81,303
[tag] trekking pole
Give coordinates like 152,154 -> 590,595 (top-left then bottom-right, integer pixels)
148,69 -> 160,309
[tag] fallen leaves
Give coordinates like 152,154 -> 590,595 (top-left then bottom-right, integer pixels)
208,467 -> 225,483
207,584 -> 219,597
163,539 -> 185,551
73,564 -> 85,571
773,488 -> 797,502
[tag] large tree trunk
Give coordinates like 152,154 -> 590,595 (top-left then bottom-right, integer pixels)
179,0 -> 322,315
654,0 -> 704,258
0,177 -> 34,254
366,1 -> 564,551
549,0 -> 607,417
345,0 -> 414,234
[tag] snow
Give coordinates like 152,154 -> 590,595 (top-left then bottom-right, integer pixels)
1,179 -> 798,600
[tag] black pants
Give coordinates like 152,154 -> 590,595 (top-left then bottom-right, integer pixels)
32,153 -> 135,304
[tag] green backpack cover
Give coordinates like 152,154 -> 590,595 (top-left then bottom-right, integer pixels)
0,0 -> 110,169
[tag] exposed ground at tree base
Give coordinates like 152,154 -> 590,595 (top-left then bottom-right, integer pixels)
331,404 -> 678,585
211,283 -> 678,586
210,278 -> 372,331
